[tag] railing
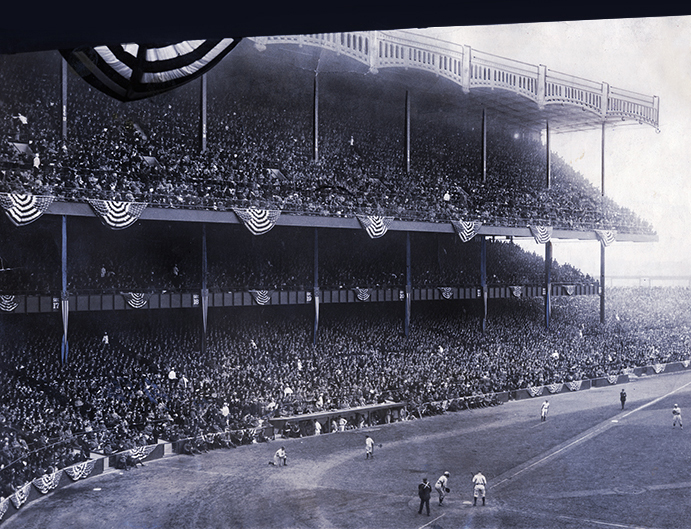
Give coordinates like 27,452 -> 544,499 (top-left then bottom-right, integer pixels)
249,30 -> 659,129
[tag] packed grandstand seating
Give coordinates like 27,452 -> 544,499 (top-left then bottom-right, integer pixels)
0,49 -> 655,235
1,287 -> 689,496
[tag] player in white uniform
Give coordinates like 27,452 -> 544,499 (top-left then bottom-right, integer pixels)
273,446 -> 287,466
540,399 -> 550,422
672,404 -> 683,429
365,435 -> 375,459
472,471 -> 487,506
435,471 -> 450,505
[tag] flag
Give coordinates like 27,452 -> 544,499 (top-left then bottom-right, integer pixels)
0,193 -> 55,226
88,200 -> 147,229
61,39 -> 241,102
0,295 -> 18,312
249,290 -> 271,305
594,229 -> 616,247
529,225 -> 553,244
356,215 -> 394,239
233,208 -> 281,235
201,288 -> 209,336
450,220 -> 481,242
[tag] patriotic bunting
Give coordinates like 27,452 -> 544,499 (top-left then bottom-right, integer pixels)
527,386 -> 543,397
0,497 -> 8,521
122,292 -> 152,309
33,470 -> 63,494
563,285 -> 575,296
354,287 -> 370,301
65,461 -> 95,481
594,229 -> 616,247
652,364 -> 665,374
0,193 -> 55,226
547,383 -> 562,394
249,290 -> 271,305
10,482 -> 32,509
566,380 -> 582,391
88,200 -> 147,229
622,367 -> 635,375
233,208 -> 281,235
683,360 -> 690,369
528,225 -> 553,244
439,287 -> 454,300
510,286 -> 523,298
126,445 -> 156,461
356,215 -> 394,239
606,374 -> 619,384
0,295 -> 18,312
451,220 -> 482,242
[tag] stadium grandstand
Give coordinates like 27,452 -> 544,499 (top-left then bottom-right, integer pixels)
1,26 -> 681,524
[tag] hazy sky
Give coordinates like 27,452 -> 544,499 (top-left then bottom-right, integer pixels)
411,16 -> 691,279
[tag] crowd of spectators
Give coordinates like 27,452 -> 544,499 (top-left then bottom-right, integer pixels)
1,286 -> 689,498
0,48 -> 655,235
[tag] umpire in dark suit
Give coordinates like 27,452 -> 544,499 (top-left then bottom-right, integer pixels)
418,477 -> 432,516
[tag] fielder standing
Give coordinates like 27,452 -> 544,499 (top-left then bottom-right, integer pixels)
435,471 -> 450,505
365,435 -> 375,459
673,404 -> 683,429
540,399 -> 550,422
472,471 -> 487,506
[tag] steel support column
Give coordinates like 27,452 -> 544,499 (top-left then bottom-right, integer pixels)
545,241 -> 552,329
313,228 -> 320,344
480,235 -> 487,333
600,122 -> 606,324
405,231 -> 411,337
482,109 -> 487,183
313,74 -> 319,162
200,73 -> 207,152
405,90 -> 411,173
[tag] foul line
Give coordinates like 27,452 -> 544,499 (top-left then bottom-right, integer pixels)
417,513 -> 445,529
491,378 -> 691,491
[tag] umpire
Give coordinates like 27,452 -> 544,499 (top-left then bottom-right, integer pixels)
418,477 -> 432,516
620,388 -> 627,410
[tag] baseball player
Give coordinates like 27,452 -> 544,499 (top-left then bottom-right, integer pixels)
273,446 -> 287,466
435,471 -> 450,505
540,399 -> 550,422
672,404 -> 683,429
472,471 -> 487,506
365,435 -> 375,459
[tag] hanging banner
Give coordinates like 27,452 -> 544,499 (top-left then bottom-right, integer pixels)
356,215 -> 394,239
0,193 -> 55,226
527,386 -> 544,397
563,285 -> 575,296
354,287 -> 370,301
249,290 -> 271,305
0,295 -> 18,312
450,220 -> 482,242
594,229 -> 617,247
233,208 -> 281,235
201,289 -> 209,336
10,482 -> 32,509
439,287 -> 454,300
65,461 -> 96,481
529,225 -> 553,244
122,292 -> 152,309
33,470 -> 63,494
88,200 -> 147,230
566,380 -> 582,391
510,286 -> 523,298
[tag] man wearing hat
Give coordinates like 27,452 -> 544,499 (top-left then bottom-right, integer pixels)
672,404 -> 683,429
435,471 -> 450,505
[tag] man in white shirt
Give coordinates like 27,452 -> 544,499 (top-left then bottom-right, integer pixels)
472,471 -> 487,506
435,471 -> 450,505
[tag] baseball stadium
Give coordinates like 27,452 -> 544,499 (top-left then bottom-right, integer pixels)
1,13 -> 690,529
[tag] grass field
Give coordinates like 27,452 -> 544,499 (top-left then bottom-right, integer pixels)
6,371 -> 691,529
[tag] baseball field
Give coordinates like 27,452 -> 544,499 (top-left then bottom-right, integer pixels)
5,370 -> 691,529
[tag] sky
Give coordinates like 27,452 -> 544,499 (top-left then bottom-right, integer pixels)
409,16 -> 691,280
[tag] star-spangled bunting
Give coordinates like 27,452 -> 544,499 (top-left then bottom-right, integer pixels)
233,208 -> 281,235
439,287 -> 454,300
10,482 -> 32,509
450,220 -> 482,242
126,445 -> 156,461
510,286 -> 523,298
547,383 -> 562,394
33,470 -> 63,494
0,497 -> 8,521
0,193 -> 55,226
563,285 -> 575,296
652,364 -> 665,374
88,200 -> 147,229
65,461 -> 95,480
249,290 -> 271,305
594,229 -> 616,247
683,360 -> 690,369
566,380 -> 582,391
528,225 -> 553,244
354,287 -> 370,301
356,215 -> 394,239
0,295 -> 18,312
527,386 -> 543,397
122,292 -> 152,309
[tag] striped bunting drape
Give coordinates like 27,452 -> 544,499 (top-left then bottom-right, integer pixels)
653,364 -> 665,374
65,460 -> 96,481
33,470 -> 63,494
126,445 -> 156,461
10,482 -> 32,509
450,219 -> 482,242
356,215 -> 394,239
528,225 -> 553,244
439,287 -> 454,299
527,386 -> 544,397
88,200 -> 147,229
122,292 -> 152,309
0,497 -> 8,521
510,286 -> 523,298
233,208 -> 281,235
563,285 -> 575,296
547,383 -> 562,394
594,229 -> 616,247
566,380 -> 582,391
61,39 -> 241,102
354,287 -> 370,301
606,374 -> 619,384
249,290 -> 271,305
0,193 -> 55,226
0,295 -> 18,312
